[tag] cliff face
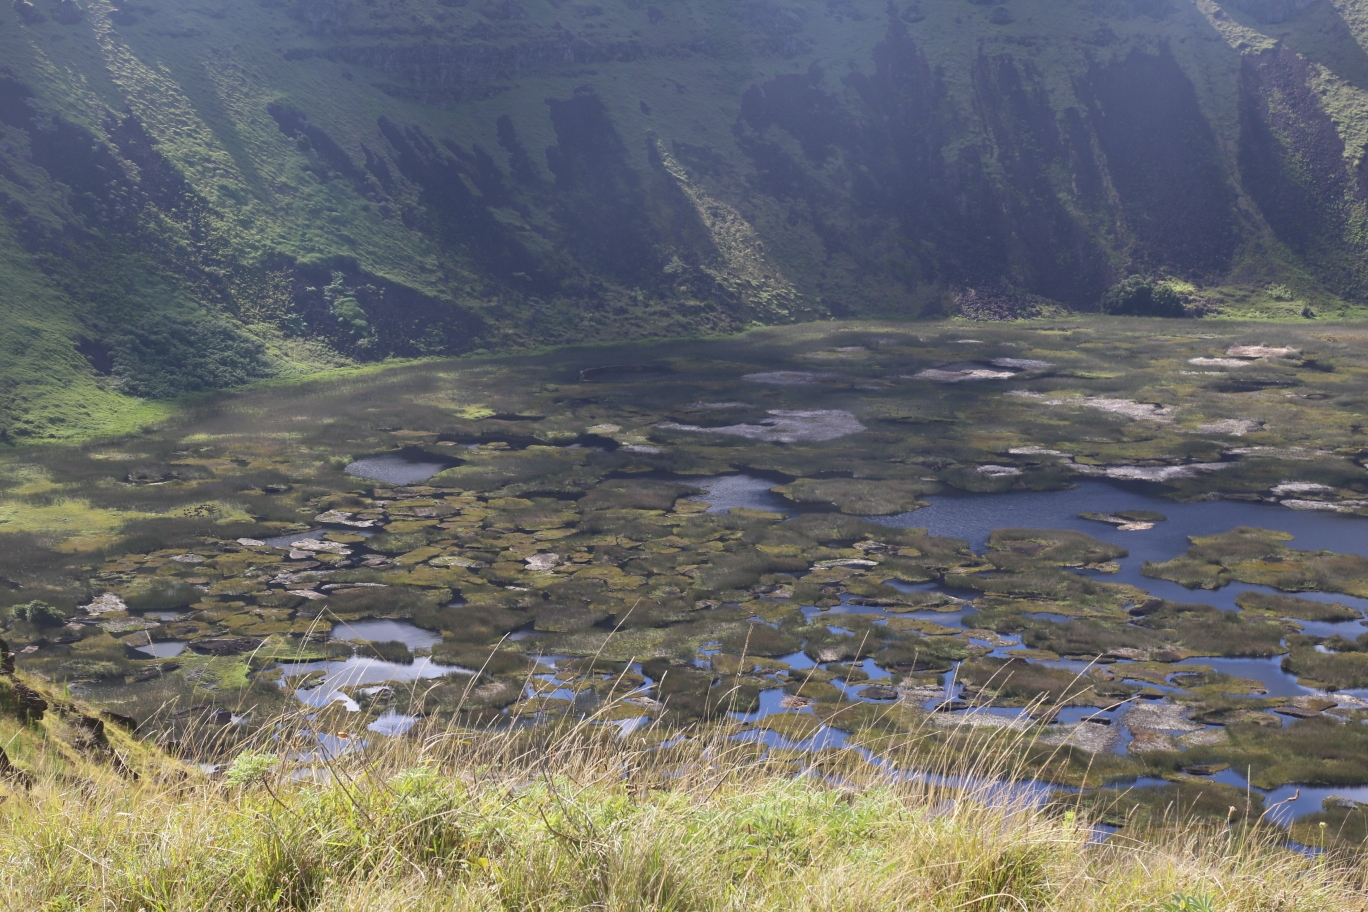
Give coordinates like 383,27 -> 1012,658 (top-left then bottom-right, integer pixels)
2,0 -> 1368,436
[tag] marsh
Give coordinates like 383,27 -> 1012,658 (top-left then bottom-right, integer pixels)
5,318 -> 1368,833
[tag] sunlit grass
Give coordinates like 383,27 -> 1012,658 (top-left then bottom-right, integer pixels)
0,684 -> 1360,912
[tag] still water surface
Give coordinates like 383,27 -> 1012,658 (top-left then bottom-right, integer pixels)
269,474 -> 1368,830
345,450 -> 457,486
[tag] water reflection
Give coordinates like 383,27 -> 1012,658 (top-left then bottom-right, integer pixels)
862,479 -> 1368,704
735,725 -> 850,752
367,710 -> 419,736
1175,656 -> 1314,697
730,687 -> 792,722
1286,617 -> 1365,638
1203,767 -> 1368,823
135,641 -> 188,658
330,619 -> 442,652
277,656 -> 474,710
261,528 -> 328,549
875,480 -> 1368,559
345,450 -> 456,485
290,478 -> 1368,831
687,474 -> 792,514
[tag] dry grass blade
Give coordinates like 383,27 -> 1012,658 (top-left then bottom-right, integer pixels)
0,675 -> 1362,912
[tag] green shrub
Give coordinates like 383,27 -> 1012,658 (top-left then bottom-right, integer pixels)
720,623 -> 799,657
11,600 -> 67,628
1100,277 -> 1185,317
108,313 -> 276,399
225,750 -> 279,787
321,272 -> 372,338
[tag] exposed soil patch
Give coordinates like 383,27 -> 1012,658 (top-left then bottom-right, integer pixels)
659,409 -> 865,443
1075,463 -> 1227,482
1123,701 -> 1203,732
1049,398 -> 1176,422
741,371 -> 837,385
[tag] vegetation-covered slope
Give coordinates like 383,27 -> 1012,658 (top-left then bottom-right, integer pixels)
6,0 -> 1368,437
0,635 -> 179,786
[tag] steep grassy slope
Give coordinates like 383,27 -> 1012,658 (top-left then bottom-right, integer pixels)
0,636 -> 180,787
5,0 -> 1368,439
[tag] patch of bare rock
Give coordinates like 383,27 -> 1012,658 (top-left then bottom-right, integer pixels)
658,409 -> 865,443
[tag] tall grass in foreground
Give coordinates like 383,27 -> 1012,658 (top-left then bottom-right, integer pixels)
1,690 -> 1363,912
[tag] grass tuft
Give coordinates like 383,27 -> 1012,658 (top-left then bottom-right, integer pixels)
0,686 -> 1363,912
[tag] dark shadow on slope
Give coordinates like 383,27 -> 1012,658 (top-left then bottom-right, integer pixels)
543,87 -> 668,287
268,103 -> 366,186
284,254 -> 485,357
1082,46 -> 1239,280
379,116 -> 560,294
971,53 -> 1112,307
844,19 -> 992,288
1239,46 -> 1366,298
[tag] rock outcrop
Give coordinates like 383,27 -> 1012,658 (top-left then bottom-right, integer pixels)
1223,0 -> 1318,23
0,637 -> 46,722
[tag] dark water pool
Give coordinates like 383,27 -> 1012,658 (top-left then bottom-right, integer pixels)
874,480 -> 1368,559
687,474 -> 792,513
345,450 -> 457,486
1174,656 -> 1316,698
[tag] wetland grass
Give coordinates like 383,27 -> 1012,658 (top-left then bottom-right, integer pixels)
0,673 -> 1362,912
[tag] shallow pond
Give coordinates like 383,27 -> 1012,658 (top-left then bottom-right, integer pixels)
736,723 -> 851,753
1025,612 -> 1074,624
140,611 -> 185,622
1174,656 -> 1316,698
702,474 -> 1368,830
880,484 -> 1368,621
687,474 -> 792,514
876,480 -> 1368,559
134,641 -> 187,658
777,650 -> 817,671
693,474 -> 1368,631
277,656 -> 475,710
870,479 -> 1368,702
680,474 -> 1368,604
367,710 -> 420,736
252,473 -> 1368,829
729,687 -> 791,722
329,619 -> 442,652
1292,616 -> 1368,638
1203,768 -> 1368,824
345,450 -> 457,486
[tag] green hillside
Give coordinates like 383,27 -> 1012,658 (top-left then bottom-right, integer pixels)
5,0 -> 1368,439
